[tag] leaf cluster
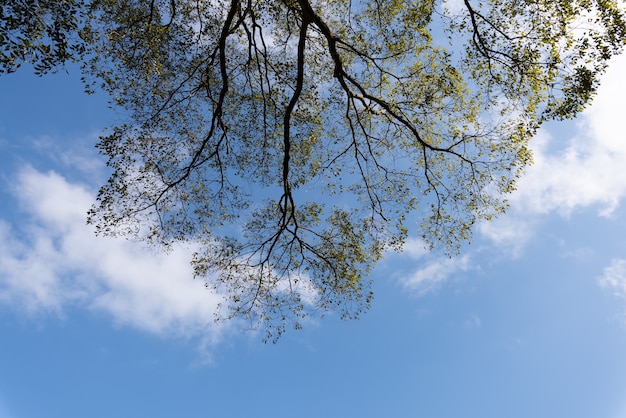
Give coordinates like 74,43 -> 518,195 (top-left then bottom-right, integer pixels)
1,0 -> 86,74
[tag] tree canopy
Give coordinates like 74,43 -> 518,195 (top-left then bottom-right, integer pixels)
3,0 -> 625,340
1,0 -> 85,74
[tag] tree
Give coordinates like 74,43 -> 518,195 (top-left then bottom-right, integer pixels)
0,0 -> 86,74
10,0 -> 625,340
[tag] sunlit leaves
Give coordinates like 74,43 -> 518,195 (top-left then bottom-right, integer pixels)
83,0 -> 625,339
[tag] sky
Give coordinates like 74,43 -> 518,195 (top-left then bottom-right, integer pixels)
1,41 -> 626,418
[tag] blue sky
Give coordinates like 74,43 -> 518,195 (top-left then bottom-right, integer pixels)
1,47 -> 626,418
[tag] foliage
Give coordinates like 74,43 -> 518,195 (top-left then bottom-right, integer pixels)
5,0 -> 624,340
84,0 -> 626,340
0,0 -> 86,74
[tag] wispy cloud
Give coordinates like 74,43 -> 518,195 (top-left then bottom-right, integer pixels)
597,258 -> 626,326
598,258 -> 626,299
401,237 -> 430,259
395,237 -> 474,296
477,214 -> 538,258
401,253 -> 474,296
0,166 -> 227,344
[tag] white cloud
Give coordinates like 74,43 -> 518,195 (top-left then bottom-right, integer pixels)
598,258 -> 626,299
0,167 -> 228,343
401,254 -> 473,296
479,53 -> 626,251
477,214 -> 538,258
464,313 -> 481,330
401,237 -> 430,259
597,259 -> 626,327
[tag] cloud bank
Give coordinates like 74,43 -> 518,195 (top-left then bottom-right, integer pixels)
0,167 -> 227,343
